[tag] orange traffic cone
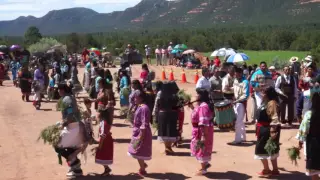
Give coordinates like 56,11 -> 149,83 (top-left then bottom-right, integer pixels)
181,68 -> 187,83
169,68 -> 174,81
194,70 -> 199,84
161,68 -> 166,80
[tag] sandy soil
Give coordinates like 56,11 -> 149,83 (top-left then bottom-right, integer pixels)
0,65 -> 308,180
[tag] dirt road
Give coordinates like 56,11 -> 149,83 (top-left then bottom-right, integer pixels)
0,65 -> 308,180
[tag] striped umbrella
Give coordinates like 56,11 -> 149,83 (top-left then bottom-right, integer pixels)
227,53 -> 249,63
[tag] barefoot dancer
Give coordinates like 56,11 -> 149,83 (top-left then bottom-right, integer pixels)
128,91 -> 152,176
189,89 -> 214,176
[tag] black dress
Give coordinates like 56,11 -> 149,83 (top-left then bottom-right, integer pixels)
306,115 -> 320,174
255,103 -> 281,159
19,71 -> 32,94
157,86 -> 179,143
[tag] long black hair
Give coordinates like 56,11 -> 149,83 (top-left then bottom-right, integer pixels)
132,79 -> 143,92
104,69 -> 113,81
121,69 -> 131,86
264,86 -> 279,103
196,88 -> 210,105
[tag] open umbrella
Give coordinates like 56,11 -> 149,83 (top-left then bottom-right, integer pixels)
217,48 -> 236,57
171,49 -> 179,54
10,45 -> 21,51
227,53 -> 249,63
89,48 -> 101,56
174,44 -> 188,50
182,49 -> 196,55
210,50 -> 219,57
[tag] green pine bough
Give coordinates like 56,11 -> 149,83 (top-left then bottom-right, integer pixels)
177,89 -> 191,105
287,146 -> 300,166
264,137 -> 278,156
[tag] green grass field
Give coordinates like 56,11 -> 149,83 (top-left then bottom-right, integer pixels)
203,50 -> 309,65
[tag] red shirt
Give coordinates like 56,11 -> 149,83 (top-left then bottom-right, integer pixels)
299,74 -> 314,91
214,58 -> 221,67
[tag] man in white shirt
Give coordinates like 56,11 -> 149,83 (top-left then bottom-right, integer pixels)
275,66 -> 298,125
196,68 -> 211,91
167,42 -> 173,65
222,66 -> 235,100
155,45 -> 161,66
145,45 -> 151,65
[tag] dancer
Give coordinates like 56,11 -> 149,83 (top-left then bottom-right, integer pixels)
128,80 -> 143,125
157,81 -> 179,155
296,85 -> 320,180
55,83 -> 87,177
250,62 -> 274,108
128,91 -> 152,176
82,98 -> 97,144
152,81 -> 163,124
230,67 -> 249,144
10,59 -> 20,86
275,66 -> 298,125
33,65 -> 45,110
83,58 -> 91,92
19,65 -> 32,102
254,87 -> 281,177
189,88 -> 214,176
94,79 -> 114,176
119,70 -> 130,108
144,83 -> 156,124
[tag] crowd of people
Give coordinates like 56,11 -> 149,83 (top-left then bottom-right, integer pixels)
1,51 -> 320,179
195,55 -> 320,179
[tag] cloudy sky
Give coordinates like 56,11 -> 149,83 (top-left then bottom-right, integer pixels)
0,0 -> 141,20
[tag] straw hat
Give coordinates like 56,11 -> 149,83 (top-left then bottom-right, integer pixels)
289,56 -> 299,63
269,66 -> 275,70
304,55 -> 313,62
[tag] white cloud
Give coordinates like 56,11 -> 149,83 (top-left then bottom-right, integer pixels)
0,0 -> 141,20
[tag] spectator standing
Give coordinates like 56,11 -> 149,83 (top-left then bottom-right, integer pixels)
155,45 -> 161,66
145,45 -> 152,65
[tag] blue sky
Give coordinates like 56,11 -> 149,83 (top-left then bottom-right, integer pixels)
0,0 -> 141,20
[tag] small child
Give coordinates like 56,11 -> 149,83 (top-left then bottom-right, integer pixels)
47,74 -> 55,101
82,98 -> 98,145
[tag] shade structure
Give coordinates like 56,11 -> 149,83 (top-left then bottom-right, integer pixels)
226,53 -> 249,63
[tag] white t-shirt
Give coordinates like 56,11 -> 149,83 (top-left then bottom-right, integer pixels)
196,76 -> 211,91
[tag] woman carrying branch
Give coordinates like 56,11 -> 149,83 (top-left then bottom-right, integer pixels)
254,86 -> 281,177
296,79 -> 320,180
188,88 -> 214,176
127,90 -> 152,176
